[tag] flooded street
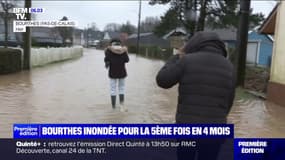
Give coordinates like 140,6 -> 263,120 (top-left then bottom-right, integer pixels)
0,48 -> 285,138
229,99 -> 285,138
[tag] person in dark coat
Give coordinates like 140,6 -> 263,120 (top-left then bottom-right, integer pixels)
156,31 -> 236,160
104,39 -> 129,111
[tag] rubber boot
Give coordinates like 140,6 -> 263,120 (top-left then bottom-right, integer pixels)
119,94 -> 127,112
111,96 -> 116,109
119,94 -> 124,104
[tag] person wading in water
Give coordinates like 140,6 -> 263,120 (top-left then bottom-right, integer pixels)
104,39 -> 129,112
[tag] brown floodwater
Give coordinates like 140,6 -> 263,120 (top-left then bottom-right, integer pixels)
0,48 -> 284,138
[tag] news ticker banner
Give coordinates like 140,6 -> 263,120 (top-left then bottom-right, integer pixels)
13,124 -> 233,139
2,138 -> 285,160
10,124 -> 285,159
12,7 -> 77,32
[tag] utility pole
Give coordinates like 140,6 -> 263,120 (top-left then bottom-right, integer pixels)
136,0 -> 142,54
183,0 -> 197,36
236,0 -> 251,86
23,0 -> 31,70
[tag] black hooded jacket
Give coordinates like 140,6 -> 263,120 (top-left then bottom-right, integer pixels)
104,45 -> 129,79
156,32 -> 235,123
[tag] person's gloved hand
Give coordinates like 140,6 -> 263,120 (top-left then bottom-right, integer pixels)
105,61 -> 110,69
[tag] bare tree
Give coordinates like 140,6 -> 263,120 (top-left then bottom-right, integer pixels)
57,16 -> 74,46
90,22 -> 99,31
140,16 -> 161,33
51,27 -> 59,44
104,23 -> 121,32
0,0 -> 16,48
120,21 -> 136,34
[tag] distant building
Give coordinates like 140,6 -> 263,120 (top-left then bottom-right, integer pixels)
31,27 -> 87,47
73,28 -> 86,46
247,30 -> 273,67
126,32 -> 170,48
0,12 -> 20,47
164,27 -> 238,49
101,31 -> 129,48
163,27 -> 187,40
31,27 -> 62,47
103,31 -> 121,41
92,31 -> 104,41
85,30 -> 104,47
204,27 -> 237,48
163,27 -> 187,49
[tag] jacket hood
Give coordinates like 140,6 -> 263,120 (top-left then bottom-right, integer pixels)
107,46 -> 128,55
183,31 -> 227,57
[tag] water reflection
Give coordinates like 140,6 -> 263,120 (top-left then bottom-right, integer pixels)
0,48 -> 284,138
229,99 -> 285,138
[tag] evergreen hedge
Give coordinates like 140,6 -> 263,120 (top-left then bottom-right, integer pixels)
128,45 -> 173,60
0,48 -> 22,74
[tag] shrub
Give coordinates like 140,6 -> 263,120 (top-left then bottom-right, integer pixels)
127,45 -> 173,60
0,48 -> 22,74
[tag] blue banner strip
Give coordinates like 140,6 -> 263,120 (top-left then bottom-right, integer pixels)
13,124 -> 233,139
234,138 -> 285,160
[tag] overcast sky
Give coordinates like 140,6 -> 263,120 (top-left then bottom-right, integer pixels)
32,0 -> 277,30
